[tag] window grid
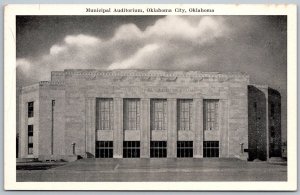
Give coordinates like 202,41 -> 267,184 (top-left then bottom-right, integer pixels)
151,99 -> 167,130
96,141 -> 113,158
150,141 -> 167,158
123,141 -> 140,158
28,101 -> 34,118
203,141 -> 219,158
28,125 -> 33,154
124,99 -> 140,130
177,141 -> 193,158
97,98 -> 114,130
204,100 -> 219,131
177,99 -> 193,131
271,103 -> 275,118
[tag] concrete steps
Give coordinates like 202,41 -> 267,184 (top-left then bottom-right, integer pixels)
268,157 -> 287,165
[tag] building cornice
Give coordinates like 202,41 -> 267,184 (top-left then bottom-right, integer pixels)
61,69 -> 250,83
63,69 -> 249,78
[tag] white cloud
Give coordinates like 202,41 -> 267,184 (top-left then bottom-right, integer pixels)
145,16 -> 227,42
17,16 -> 229,86
113,23 -> 143,41
109,43 -> 160,69
64,34 -> 100,45
145,16 -> 195,39
50,45 -> 66,55
16,58 -> 31,72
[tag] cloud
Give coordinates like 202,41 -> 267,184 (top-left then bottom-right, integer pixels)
17,16 -> 229,87
50,45 -> 66,55
109,43 -> 160,69
16,58 -> 31,71
50,34 -> 101,56
144,16 -> 227,42
65,34 -> 101,45
113,23 -> 143,41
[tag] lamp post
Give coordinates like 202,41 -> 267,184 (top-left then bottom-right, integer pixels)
240,143 -> 244,154
72,142 -> 76,155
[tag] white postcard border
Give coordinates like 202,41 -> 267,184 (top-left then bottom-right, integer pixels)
4,4 -> 297,191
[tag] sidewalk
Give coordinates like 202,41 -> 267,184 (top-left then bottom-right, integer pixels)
17,158 -> 287,182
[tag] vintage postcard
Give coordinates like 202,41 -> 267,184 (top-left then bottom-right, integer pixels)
4,4 -> 297,190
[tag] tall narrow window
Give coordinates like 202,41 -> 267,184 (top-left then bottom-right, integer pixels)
177,99 -> 193,130
203,100 -> 219,131
28,125 -> 33,154
123,99 -> 140,130
96,98 -> 114,130
28,101 -> 34,118
271,103 -> 275,118
151,99 -> 167,130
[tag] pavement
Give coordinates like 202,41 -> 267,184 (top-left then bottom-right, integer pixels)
17,162 -> 66,170
16,158 -> 287,182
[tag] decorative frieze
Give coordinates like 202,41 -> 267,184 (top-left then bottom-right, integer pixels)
61,69 -> 250,83
39,81 -> 65,86
190,77 -> 203,83
140,76 -> 155,82
21,84 -> 39,94
160,76 -> 177,82
112,76 -> 126,82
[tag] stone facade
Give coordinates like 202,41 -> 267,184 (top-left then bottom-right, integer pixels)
17,69 -> 281,161
247,85 -> 282,160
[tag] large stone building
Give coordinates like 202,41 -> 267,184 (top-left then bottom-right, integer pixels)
18,69 -> 281,161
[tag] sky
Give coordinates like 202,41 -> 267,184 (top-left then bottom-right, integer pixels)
16,15 -> 287,140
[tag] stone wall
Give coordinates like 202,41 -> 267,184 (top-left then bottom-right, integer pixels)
248,85 -> 268,160
19,69 -> 251,159
19,84 -> 39,158
227,82 -> 248,158
61,69 -> 249,158
39,82 -> 65,158
268,88 -> 281,157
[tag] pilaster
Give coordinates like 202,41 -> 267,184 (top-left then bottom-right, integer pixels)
113,98 -> 123,158
19,94 -> 26,158
85,97 -> 96,157
140,98 -> 150,158
167,98 -> 177,158
219,99 -> 229,157
194,98 -> 203,158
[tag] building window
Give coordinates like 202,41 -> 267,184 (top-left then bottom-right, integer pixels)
203,141 -> 219,158
150,141 -> 167,158
123,99 -> 140,130
28,125 -> 33,154
177,99 -> 193,131
96,98 -> 114,130
270,126 -> 275,138
95,141 -> 113,158
204,100 -> 219,131
177,141 -> 193,158
123,141 -> 140,158
151,99 -> 167,130
253,102 -> 257,109
28,101 -> 34,118
271,103 -> 275,118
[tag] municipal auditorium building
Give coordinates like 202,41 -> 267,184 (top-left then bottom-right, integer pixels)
18,69 -> 281,161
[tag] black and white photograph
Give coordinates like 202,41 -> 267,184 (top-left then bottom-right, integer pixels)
4,4 -> 297,191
